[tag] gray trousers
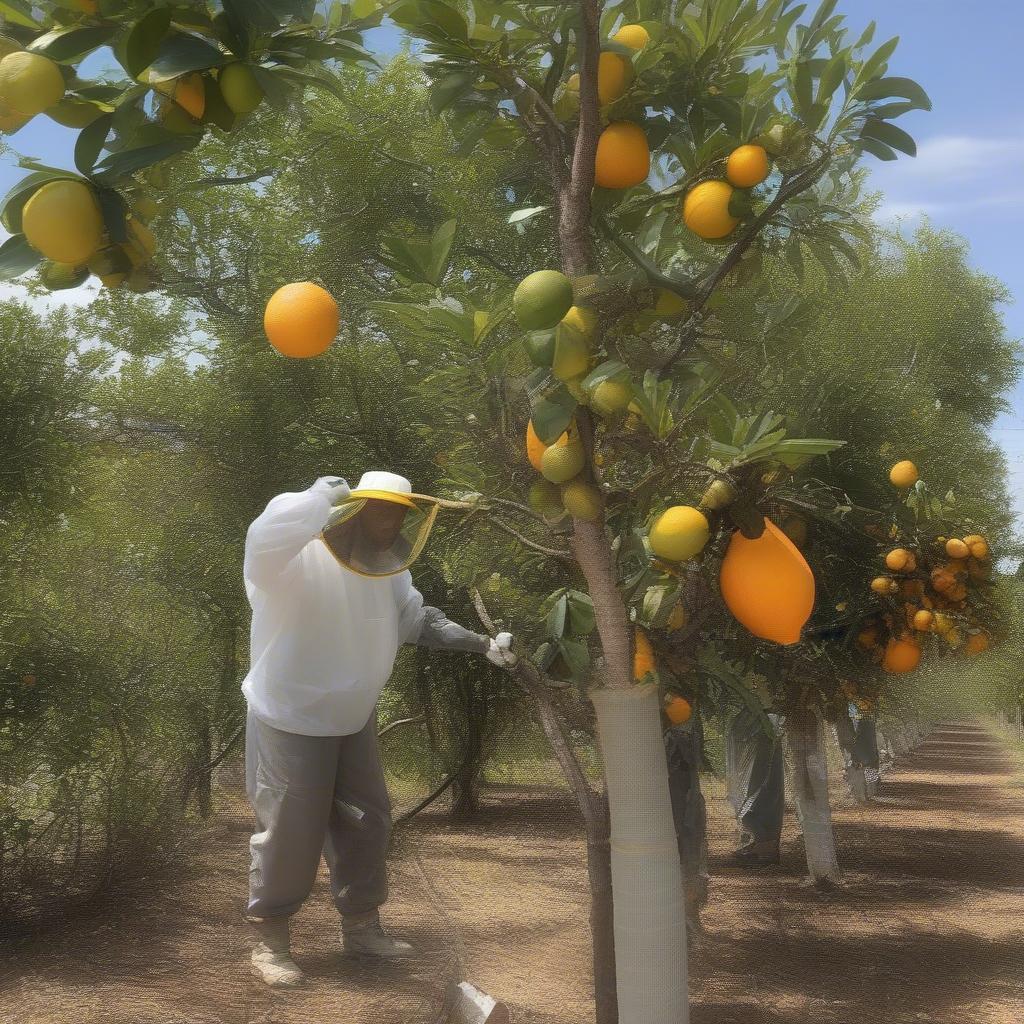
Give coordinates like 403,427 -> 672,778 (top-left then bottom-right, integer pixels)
244,703 -> 392,920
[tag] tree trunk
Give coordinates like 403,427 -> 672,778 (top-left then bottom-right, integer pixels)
831,716 -> 867,805
786,707 -> 840,885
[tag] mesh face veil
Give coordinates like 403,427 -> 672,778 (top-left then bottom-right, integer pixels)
319,472 -> 438,578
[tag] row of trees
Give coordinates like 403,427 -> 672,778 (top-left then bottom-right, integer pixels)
0,2 -> 1020,1021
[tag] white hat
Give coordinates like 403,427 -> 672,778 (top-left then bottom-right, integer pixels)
349,470 -> 415,507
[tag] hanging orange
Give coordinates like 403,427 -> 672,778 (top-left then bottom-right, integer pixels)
882,637 -> 921,673
264,282 -> 339,358
594,121 -> 650,189
664,695 -> 692,725
633,629 -> 655,680
719,517 -> 815,644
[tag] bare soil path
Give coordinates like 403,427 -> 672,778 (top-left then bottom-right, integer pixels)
2,722 -> 1021,1024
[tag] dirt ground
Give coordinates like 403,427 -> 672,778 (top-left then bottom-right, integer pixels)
2,721 -> 1023,1024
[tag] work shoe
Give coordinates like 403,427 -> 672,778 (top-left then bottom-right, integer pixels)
340,908 -> 416,961
247,915 -> 305,987
732,839 -> 780,866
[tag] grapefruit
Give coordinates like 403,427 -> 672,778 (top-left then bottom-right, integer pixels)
22,179 -> 104,265
561,479 -> 602,520
665,695 -> 692,725
595,121 -> 649,189
528,478 -> 564,520
648,506 -> 709,562
945,538 -> 969,560
264,282 -> 339,358
540,440 -> 585,484
562,304 -> 597,338
551,322 -> 590,381
526,420 -> 568,472
726,144 -> 770,188
597,52 -> 632,105
514,270 -> 574,331
633,629 -> 655,680
889,460 -> 919,487
0,101 -> 29,132
965,631 -> 990,655
590,378 -> 633,416
682,180 -> 739,239
882,637 -> 921,673
0,52 -> 65,116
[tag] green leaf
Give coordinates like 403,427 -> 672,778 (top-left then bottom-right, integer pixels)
390,0 -> 468,41
557,639 -> 590,681
0,0 -> 39,29
74,112 -> 113,176
352,0 -> 380,16
27,25 -> 116,62
793,62 -> 813,119
858,35 -> 899,83
769,437 -> 845,469
94,186 -> 128,243
815,54 -> 846,106
145,32 -> 227,82
428,218 -> 457,286
857,135 -> 897,162
524,328 -> 556,369
547,592 -> 568,639
124,9 -> 173,78
861,117 -> 916,156
92,135 -> 201,180
856,75 -> 931,111
566,590 -> 595,636
201,75 -> 236,131
581,360 -> 630,391
0,234 -> 40,280
531,385 -> 577,444
429,70 -> 477,114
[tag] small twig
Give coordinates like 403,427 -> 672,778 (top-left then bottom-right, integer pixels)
491,516 -> 574,560
377,714 -> 425,738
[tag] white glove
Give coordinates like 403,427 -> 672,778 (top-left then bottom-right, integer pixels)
485,632 -> 516,669
314,476 -> 351,504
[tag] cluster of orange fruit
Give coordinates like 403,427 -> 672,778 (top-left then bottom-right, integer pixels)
578,24 -> 771,243
858,461 -> 994,673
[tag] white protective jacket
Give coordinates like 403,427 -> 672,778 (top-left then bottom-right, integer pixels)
241,476 -> 489,736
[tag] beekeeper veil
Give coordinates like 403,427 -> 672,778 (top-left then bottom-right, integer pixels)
320,470 -> 438,577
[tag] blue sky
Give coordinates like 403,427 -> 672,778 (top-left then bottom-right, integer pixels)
1,3 -> 1021,539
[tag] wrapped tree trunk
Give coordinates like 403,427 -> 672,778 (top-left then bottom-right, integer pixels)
832,715 -> 868,805
591,684 -> 688,1023
785,706 -> 840,885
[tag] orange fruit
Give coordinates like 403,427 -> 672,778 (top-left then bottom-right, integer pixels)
967,538 -> 989,560
158,72 -> 205,119
882,637 -> 921,674
930,568 -> 955,593
595,121 -> 650,189
885,548 -> 910,571
634,629 -> 655,680
682,180 -> 739,239
597,52 -> 632,105
871,576 -> 897,595
945,538 -> 969,560
856,627 -> 879,650
719,518 -> 815,644
664,695 -> 692,725
725,144 -> 770,187
912,609 -> 934,632
889,460 -> 919,487
947,581 -> 968,603
965,631 -> 990,655
945,558 -> 968,574
264,282 -> 339,358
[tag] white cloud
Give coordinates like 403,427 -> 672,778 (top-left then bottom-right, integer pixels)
0,279 -> 98,312
869,131 -> 1024,224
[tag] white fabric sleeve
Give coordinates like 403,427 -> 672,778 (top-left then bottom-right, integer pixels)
394,571 -> 427,644
243,478 -> 336,590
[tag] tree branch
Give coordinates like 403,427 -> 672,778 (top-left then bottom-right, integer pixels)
490,515 -> 574,560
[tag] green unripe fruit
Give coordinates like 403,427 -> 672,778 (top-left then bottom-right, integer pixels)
561,479 -> 602,521
514,270 -> 574,331
591,378 -> 632,416
541,441 -> 585,484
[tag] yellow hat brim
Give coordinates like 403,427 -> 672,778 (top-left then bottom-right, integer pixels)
347,489 -> 418,509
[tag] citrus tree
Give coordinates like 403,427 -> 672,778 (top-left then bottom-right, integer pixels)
0,2 -> 935,1021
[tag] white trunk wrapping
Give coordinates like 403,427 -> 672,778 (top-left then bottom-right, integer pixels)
788,710 -> 840,883
591,683 -> 689,1024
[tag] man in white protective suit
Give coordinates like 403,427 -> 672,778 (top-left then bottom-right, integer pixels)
240,470 -> 516,987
